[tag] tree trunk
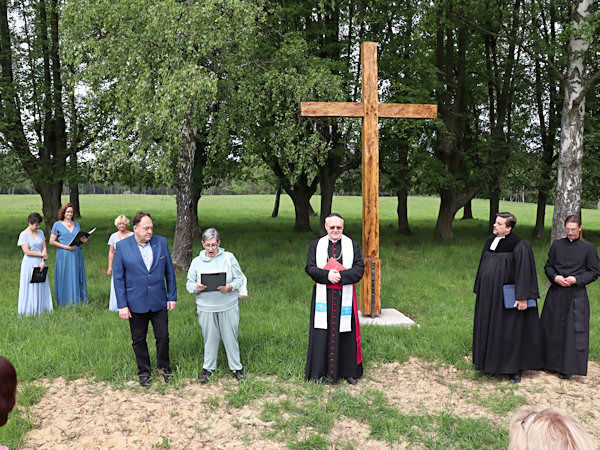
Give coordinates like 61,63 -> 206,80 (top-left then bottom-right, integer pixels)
67,74 -> 81,218
38,183 -> 63,231
318,164 -> 337,236
532,190 -> 548,240
271,185 -> 282,218
433,3 -> 473,240
69,183 -> 81,218
551,95 -> 585,242
551,0 -> 591,242
287,176 -> 315,232
488,187 -> 500,233
434,190 -> 457,240
171,117 -> 196,271
267,159 -> 318,232
461,200 -> 473,220
396,189 -> 411,234
68,143 -> 81,219
532,48 -> 560,239
191,139 -> 207,238
294,203 -> 312,231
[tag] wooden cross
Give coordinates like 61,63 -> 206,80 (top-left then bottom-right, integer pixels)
300,41 -> 437,317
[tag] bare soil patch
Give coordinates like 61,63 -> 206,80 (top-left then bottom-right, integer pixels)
21,358 -> 600,449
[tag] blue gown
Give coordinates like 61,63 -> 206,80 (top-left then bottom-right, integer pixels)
51,221 -> 88,306
17,230 -> 53,316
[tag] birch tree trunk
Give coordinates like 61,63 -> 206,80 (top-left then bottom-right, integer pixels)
551,0 -> 591,242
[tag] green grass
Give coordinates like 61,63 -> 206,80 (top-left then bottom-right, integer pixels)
2,194 -> 600,448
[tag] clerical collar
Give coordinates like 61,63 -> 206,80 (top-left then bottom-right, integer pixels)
490,235 -> 505,251
329,238 -> 340,244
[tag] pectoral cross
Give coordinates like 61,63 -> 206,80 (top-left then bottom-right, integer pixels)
300,41 -> 437,316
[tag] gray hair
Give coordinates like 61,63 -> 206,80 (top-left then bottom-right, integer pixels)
202,228 -> 221,242
324,213 -> 344,226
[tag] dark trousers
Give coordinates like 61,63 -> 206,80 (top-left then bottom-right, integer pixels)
129,308 -> 171,376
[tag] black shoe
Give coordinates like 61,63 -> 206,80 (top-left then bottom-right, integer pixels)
346,377 -> 358,385
163,372 -> 172,384
558,373 -> 572,380
233,369 -> 245,382
198,369 -> 212,384
139,374 -> 151,387
509,372 -> 522,383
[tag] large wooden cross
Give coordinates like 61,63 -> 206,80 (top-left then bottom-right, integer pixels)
300,41 -> 437,317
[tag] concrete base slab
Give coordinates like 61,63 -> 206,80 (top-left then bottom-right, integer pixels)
359,308 -> 418,328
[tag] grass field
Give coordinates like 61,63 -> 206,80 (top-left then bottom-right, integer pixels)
1,194 -> 600,448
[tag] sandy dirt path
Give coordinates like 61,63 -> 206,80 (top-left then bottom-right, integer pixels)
21,358 -> 600,449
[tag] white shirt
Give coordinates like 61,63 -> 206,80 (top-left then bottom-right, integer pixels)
138,241 -> 153,271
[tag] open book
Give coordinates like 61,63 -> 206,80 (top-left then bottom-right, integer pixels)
68,228 -> 96,246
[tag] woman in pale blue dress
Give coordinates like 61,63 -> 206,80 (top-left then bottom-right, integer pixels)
17,212 -> 53,316
49,203 -> 88,306
106,215 -> 132,311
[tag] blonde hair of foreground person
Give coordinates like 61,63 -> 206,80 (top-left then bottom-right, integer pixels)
508,407 -> 595,450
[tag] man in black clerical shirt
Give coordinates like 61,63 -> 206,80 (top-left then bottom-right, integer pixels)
540,215 -> 600,379
305,213 -> 365,384
473,212 -> 542,383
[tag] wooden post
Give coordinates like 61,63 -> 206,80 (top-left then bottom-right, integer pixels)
360,43 -> 381,316
300,42 -> 437,317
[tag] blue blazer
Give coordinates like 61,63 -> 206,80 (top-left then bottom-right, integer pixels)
113,235 -> 177,313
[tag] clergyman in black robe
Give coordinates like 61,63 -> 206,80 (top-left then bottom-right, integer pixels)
473,212 -> 542,382
305,213 -> 365,384
540,215 -> 600,378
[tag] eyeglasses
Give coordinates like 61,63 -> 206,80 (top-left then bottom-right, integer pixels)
328,226 -> 343,230
203,243 -> 218,248
565,228 -> 579,232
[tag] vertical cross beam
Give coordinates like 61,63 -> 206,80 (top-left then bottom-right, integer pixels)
360,43 -> 381,317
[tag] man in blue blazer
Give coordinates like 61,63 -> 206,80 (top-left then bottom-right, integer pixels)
113,211 -> 177,386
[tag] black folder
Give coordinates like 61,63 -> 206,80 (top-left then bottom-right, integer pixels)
30,266 -> 48,283
68,227 -> 96,246
201,272 -> 227,292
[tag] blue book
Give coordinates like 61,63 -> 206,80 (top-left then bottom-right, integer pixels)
503,284 -> 537,309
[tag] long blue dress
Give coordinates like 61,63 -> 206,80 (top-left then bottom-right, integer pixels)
17,230 -> 53,316
51,221 -> 88,306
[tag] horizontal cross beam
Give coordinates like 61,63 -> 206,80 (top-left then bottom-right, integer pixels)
300,102 -> 437,119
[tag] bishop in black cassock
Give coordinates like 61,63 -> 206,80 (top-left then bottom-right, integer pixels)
540,216 -> 600,378
305,213 -> 364,384
473,212 -> 542,382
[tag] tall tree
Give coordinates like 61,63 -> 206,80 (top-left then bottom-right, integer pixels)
480,0 -> 522,231
64,0 -> 259,270
234,33 -> 342,231
432,0 -> 483,239
549,0 -> 600,241
0,0 -> 88,227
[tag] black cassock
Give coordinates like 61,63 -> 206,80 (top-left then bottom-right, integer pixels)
473,233 -> 542,374
541,238 -> 600,376
305,237 -> 365,382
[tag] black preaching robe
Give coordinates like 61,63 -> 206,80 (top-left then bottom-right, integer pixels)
473,233 -> 542,374
541,238 -> 600,376
305,237 -> 365,382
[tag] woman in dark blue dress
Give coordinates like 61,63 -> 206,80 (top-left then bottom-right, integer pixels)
49,203 -> 89,306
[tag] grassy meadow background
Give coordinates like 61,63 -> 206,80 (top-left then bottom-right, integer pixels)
2,193 -> 600,448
